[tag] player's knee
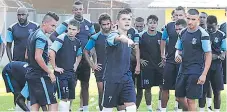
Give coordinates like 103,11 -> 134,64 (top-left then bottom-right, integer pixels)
125,104 -> 136,112
213,90 -> 221,97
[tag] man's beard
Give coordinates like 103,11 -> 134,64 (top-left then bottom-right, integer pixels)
74,14 -> 83,22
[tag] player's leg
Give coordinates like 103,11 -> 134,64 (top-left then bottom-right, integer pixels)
57,77 -> 70,111
186,75 -> 203,111
27,78 -> 41,111
161,63 -> 175,110
206,82 -> 212,110
145,87 -> 152,111
136,72 -> 143,109
15,93 -> 30,111
175,74 -> 189,111
68,75 -> 77,111
211,64 -> 224,111
97,81 -> 104,111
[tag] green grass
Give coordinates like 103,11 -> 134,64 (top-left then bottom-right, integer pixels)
0,73 -> 226,111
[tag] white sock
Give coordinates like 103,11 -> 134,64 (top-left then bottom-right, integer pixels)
199,108 -> 205,112
177,109 -> 183,112
15,104 -> 23,111
147,105 -> 152,110
161,108 -> 166,112
83,106 -> 89,112
175,101 -> 178,108
206,98 -> 212,107
102,107 -> 113,112
126,105 -> 136,112
27,101 -> 31,110
158,100 -> 161,109
58,101 -> 70,112
118,110 -> 126,112
214,109 -> 220,112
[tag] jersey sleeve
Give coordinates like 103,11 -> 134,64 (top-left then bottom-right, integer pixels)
221,33 -> 226,51
201,29 -> 211,52
0,34 -> 3,44
89,24 -> 96,35
76,47 -> 83,56
55,22 -> 68,35
6,27 -> 13,42
106,32 -> 120,46
36,38 -> 46,50
50,34 -> 65,52
161,28 -> 169,41
85,38 -> 95,51
175,37 -> 183,50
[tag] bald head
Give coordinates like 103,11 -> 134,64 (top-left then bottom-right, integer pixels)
17,7 -> 28,25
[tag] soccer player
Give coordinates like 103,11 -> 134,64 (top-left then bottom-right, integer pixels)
50,1 -> 95,111
26,12 -> 59,111
6,7 -> 39,62
137,15 -> 163,111
160,6 -> 186,111
101,9 -> 137,112
0,34 -> 5,61
84,13 -> 112,111
199,15 -> 226,112
134,17 -> 145,33
49,19 -> 82,111
2,61 -> 29,111
199,12 -> 208,29
175,9 -> 212,111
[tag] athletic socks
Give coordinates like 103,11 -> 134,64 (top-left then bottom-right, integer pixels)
102,107 -> 113,112
126,105 -> 136,112
206,98 -> 212,107
158,100 -> 161,110
161,108 -> 166,112
214,109 -> 220,112
199,108 -> 205,112
147,105 -> 152,111
58,101 -> 70,112
83,106 -> 89,112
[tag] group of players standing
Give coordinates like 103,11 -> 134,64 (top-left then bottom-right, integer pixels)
1,0 -> 226,112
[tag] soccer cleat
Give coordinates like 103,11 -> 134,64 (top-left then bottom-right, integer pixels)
207,106 -> 213,112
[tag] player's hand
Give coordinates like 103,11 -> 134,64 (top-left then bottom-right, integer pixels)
127,39 -> 135,48
73,65 -> 78,72
92,63 -> 102,71
197,74 -> 206,85
158,56 -> 166,67
135,65 -> 140,75
175,54 -> 182,63
54,67 -> 64,74
212,54 -> 219,60
219,52 -> 225,60
49,73 -> 56,83
140,59 -> 149,67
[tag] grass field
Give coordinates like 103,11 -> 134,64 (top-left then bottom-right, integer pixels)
0,71 -> 226,111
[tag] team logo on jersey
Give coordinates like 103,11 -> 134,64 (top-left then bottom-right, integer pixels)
85,25 -> 89,31
214,37 -> 219,43
74,46 -> 77,51
192,38 -> 197,44
28,29 -> 33,34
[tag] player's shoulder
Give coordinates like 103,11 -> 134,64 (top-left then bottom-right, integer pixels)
179,28 -> 187,37
139,30 -> 147,37
198,26 -> 209,37
167,21 -> 175,27
157,31 -> 162,35
29,21 -> 39,27
217,30 -> 225,37
83,19 -> 92,24
36,29 -> 47,40
91,32 -> 101,40
8,22 -> 18,29
63,17 -> 74,24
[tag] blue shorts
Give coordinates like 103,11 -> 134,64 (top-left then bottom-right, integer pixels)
102,78 -> 136,108
175,74 -> 203,99
27,76 -> 57,106
162,63 -> 180,90
2,71 -> 25,94
55,71 -> 77,100
204,61 -> 224,92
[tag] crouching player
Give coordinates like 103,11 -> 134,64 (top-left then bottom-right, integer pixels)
49,19 -> 82,111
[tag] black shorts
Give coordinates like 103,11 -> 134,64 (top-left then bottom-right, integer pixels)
56,72 -> 77,100
2,71 -> 24,94
27,76 -> 57,106
175,74 -> 203,99
204,62 -> 224,92
102,79 -> 136,108
138,67 -> 163,89
94,70 -> 104,82
77,57 -> 91,82
162,63 -> 179,90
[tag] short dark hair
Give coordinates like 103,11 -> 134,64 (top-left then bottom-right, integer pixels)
200,12 -> 208,16
124,8 -> 132,13
207,15 -> 218,25
187,9 -> 199,15
135,17 -> 144,22
98,13 -> 111,25
147,15 -> 158,22
117,9 -> 130,20
74,1 -> 83,5
171,10 -> 175,16
175,19 -> 187,27
175,6 -> 185,12
68,19 -> 80,29
43,11 -> 59,22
